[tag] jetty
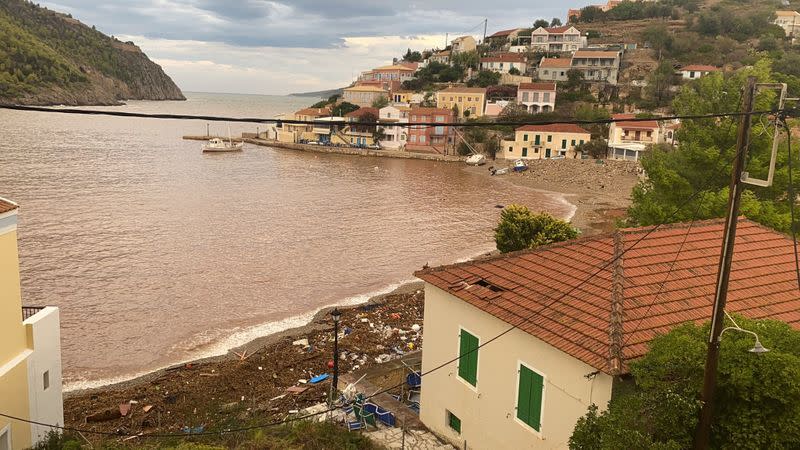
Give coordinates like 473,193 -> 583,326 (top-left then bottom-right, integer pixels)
183,135 -> 465,163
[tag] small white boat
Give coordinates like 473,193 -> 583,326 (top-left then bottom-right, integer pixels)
513,159 -> 529,172
466,154 -> 486,166
203,137 -> 243,152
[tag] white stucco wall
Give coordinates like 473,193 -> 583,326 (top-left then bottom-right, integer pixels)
24,307 -> 64,444
419,284 -> 613,450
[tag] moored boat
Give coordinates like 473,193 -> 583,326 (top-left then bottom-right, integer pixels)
513,159 -> 529,172
203,137 -> 243,152
465,154 -> 486,166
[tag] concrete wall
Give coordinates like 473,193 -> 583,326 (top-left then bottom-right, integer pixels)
24,307 -> 64,444
419,284 -> 613,450
0,209 -> 33,450
499,130 -> 590,160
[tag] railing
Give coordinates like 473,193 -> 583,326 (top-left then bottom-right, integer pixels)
22,306 -> 45,321
621,135 -> 653,142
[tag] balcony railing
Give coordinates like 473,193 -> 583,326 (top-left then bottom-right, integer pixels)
621,135 -> 653,142
22,306 -> 45,321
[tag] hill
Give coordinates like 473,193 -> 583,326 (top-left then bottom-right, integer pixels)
290,87 -> 345,98
0,0 -> 184,105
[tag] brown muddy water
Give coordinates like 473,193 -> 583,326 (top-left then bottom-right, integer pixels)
0,92 -> 573,390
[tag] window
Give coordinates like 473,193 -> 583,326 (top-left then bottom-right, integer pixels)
522,92 -> 529,102
571,139 -> 576,146
543,92 -> 550,102
447,410 -> 461,434
410,135 -> 417,143
523,134 -> 528,141
561,139 -> 567,149
458,96 -> 463,102
508,146 -> 513,152
543,70 -> 549,75
533,92 -> 539,102
516,364 -> 545,432
43,371 -> 50,390
435,126 -> 445,135
436,116 -> 444,122
534,135 -> 541,145
458,328 -> 479,386
522,148 -> 528,157
547,135 -> 552,143
420,135 -> 426,143
580,140 -> 585,145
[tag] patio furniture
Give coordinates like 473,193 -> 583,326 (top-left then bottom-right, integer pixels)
364,402 -> 396,427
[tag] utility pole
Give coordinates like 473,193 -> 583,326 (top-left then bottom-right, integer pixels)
692,76 -> 757,450
445,33 -> 448,48
483,19 -> 488,45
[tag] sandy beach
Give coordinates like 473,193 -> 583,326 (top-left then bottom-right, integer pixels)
61,157 -> 640,445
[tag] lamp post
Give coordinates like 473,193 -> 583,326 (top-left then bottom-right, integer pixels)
331,308 -> 342,404
718,327 -> 769,354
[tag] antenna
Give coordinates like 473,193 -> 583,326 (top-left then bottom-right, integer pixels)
741,82 -> 788,188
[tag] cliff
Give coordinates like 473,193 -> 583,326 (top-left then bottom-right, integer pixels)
0,0 -> 184,105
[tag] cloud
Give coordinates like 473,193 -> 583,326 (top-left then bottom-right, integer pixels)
39,0 -> 590,93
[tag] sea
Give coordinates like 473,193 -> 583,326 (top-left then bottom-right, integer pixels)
0,92 -> 574,390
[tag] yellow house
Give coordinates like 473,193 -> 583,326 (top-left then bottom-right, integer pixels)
278,107 -> 332,143
500,124 -> 591,160
342,85 -> 389,108
0,197 -> 63,450
435,87 -> 487,118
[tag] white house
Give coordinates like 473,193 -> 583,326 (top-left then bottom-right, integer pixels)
530,26 -> 587,53
378,105 -> 409,150
679,65 -> 720,80
479,53 -> 528,74
537,57 -> 572,82
607,113 -> 679,161
774,10 -> 800,40
570,50 -> 622,85
415,217 -> 800,450
517,82 -> 557,113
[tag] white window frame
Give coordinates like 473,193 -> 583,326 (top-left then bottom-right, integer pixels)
456,325 -> 480,393
0,424 -> 11,450
513,360 -> 546,438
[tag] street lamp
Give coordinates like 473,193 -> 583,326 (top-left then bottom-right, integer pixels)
718,326 -> 769,354
331,308 -> 342,404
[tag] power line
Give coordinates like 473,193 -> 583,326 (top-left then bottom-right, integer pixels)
0,103 -> 786,129
782,115 -> 800,291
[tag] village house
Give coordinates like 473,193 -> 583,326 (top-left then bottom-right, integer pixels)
359,64 -> 416,83
774,10 -> 800,40
501,124 -> 591,160
517,82 -> 557,113
378,105 -> 410,150
570,50 -> 622,85
405,107 -> 455,154
415,217 -> 800,450
451,36 -> 477,54
679,64 -> 720,80
339,107 -> 379,147
486,28 -> 526,47
391,90 -> 424,105
530,25 -> 587,53
342,85 -> 389,108
537,57 -> 572,82
0,197 -> 64,450
479,53 -> 528,74
568,0 -> 623,21
429,50 -> 451,65
607,113 -> 678,161
436,87 -> 487,118
277,107 -> 332,143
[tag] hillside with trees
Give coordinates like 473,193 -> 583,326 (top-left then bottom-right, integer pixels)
0,0 -> 184,105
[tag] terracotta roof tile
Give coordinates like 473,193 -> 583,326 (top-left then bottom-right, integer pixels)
518,82 -> 557,91
415,218 -> 800,375
294,107 -> 331,117
538,58 -> 573,68
0,197 -> 18,214
516,124 -> 591,134
681,65 -> 720,72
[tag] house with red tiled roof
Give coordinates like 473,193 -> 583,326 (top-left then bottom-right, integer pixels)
607,113 -> 679,161
487,28 -> 526,46
405,107 -> 455,154
531,25 -> 586,53
479,53 -> 528,74
517,82 -> 557,113
435,87 -> 487,118
277,107 -> 333,143
414,217 -> 800,449
679,64 -> 721,80
500,124 -> 591,160
537,57 -> 572,82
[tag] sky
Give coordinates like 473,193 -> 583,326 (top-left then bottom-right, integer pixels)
40,0 -> 590,95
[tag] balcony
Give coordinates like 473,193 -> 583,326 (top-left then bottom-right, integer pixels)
23,306 -> 45,321
621,135 -> 653,143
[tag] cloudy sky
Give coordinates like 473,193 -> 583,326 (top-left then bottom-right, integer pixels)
41,0 -> 589,95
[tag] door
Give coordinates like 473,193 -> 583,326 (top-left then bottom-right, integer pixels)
545,149 -> 551,158
522,148 -> 528,157
635,130 -> 641,140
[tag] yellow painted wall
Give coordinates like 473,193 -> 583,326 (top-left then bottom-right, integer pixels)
435,92 -> 486,118
0,222 -> 33,449
499,130 -> 591,160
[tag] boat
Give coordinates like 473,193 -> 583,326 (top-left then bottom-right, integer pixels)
465,154 -> 486,166
490,167 -> 509,176
203,125 -> 243,152
513,159 -> 529,172
203,137 -> 243,152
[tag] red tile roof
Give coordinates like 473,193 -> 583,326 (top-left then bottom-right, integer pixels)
294,107 -> 331,117
0,197 -> 18,214
489,28 -> 523,38
612,113 -> 660,129
681,65 -> 720,72
543,25 -> 574,34
345,107 -> 379,119
539,58 -> 572,68
573,50 -> 620,59
516,124 -> 590,134
415,218 -> 800,375
481,53 -> 527,63
518,82 -> 557,91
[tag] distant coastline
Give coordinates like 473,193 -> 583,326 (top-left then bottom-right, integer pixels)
289,87 -> 345,98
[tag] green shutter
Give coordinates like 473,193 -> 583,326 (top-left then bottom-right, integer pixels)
458,329 -> 478,386
517,365 -> 544,432
534,134 -> 541,145
561,139 -> 567,149
448,411 -> 461,433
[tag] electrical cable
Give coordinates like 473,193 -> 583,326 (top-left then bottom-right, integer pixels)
782,116 -> 800,291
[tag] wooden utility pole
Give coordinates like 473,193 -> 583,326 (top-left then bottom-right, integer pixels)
483,19 -> 488,45
692,76 -> 758,450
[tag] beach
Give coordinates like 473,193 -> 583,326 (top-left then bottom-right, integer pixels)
61,156 -> 640,444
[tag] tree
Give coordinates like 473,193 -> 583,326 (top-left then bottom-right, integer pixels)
451,50 -> 479,71
331,101 -> 359,117
644,60 -> 677,107
494,206 -> 579,253
508,66 -> 521,76
565,69 -> 585,90
642,24 -> 672,58
550,18 -> 562,27
371,95 -> 389,109
467,70 -> 501,88
372,126 -> 386,146
310,100 -> 329,108
570,317 -> 800,449
533,19 -> 550,29
575,139 -> 608,159
627,58 -> 798,233
403,48 -> 422,62
578,6 -> 605,23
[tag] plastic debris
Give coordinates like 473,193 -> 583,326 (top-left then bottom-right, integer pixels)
309,374 -> 329,384
411,324 -> 421,332
292,338 -> 309,347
